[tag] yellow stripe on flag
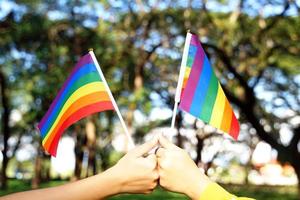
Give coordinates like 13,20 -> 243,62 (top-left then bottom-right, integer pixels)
184,67 -> 191,78
43,82 -> 106,144
209,84 -> 226,129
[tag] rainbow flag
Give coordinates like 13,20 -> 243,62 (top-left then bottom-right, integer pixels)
179,33 -> 239,139
38,53 -> 114,156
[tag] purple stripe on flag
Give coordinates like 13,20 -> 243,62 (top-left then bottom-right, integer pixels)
190,35 -> 201,46
38,54 -> 93,129
179,46 -> 205,111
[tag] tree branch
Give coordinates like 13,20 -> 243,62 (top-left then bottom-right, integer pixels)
258,1 -> 290,39
289,125 -> 300,150
251,67 -> 266,88
202,43 -> 249,89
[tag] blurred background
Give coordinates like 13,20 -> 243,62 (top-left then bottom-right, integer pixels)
0,0 -> 299,199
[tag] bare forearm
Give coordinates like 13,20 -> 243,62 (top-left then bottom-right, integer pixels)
1,168 -> 120,200
1,138 -> 159,200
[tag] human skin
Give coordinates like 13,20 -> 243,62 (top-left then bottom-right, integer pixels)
156,135 -> 212,200
1,138 -> 159,200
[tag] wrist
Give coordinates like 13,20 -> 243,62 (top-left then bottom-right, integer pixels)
186,170 -> 212,200
99,166 -> 123,196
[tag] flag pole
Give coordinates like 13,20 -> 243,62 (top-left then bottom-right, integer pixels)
171,30 -> 192,129
89,49 -> 135,148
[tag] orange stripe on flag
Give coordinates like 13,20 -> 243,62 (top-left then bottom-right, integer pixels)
183,78 -> 188,89
220,100 -> 232,133
47,101 -> 113,156
43,91 -> 110,150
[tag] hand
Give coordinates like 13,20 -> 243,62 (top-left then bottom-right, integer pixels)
108,137 -> 159,194
0,138 -> 159,200
156,135 -> 212,200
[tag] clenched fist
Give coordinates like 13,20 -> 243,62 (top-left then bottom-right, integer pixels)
156,135 -> 212,200
109,137 -> 159,194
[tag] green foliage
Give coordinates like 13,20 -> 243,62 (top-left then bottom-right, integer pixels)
109,187 -> 188,200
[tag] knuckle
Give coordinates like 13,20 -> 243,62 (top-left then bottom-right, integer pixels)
150,173 -> 158,181
158,170 -> 163,177
146,161 -> 157,170
153,172 -> 159,180
160,160 -> 170,168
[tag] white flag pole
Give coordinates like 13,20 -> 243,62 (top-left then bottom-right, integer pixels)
89,50 -> 135,148
171,31 -> 192,129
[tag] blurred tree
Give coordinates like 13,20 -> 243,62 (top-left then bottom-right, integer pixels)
0,69 -> 10,189
0,0 -> 299,197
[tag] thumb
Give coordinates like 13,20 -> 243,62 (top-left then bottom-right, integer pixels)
159,134 -> 177,150
146,154 -> 158,169
130,137 -> 158,157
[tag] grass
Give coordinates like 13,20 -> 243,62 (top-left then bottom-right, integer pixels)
0,179 -> 298,200
109,188 -> 188,200
225,184 -> 298,200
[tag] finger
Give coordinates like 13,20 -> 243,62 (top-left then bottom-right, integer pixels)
130,137 -> 158,157
158,134 -> 177,150
157,157 -> 162,166
146,154 -> 157,169
157,157 -> 167,170
155,147 -> 165,158
146,153 -> 157,162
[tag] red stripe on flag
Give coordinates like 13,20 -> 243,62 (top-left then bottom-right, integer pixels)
46,101 -> 114,156
229,112 -> 239,140
43,91 -> 110,150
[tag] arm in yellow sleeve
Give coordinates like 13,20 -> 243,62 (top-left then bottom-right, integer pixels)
200,182 -> 255,200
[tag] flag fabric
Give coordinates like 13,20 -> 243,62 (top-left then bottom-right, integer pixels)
179,33 -> 240,139
180,36 -> 195,98
38,53 -> 114,156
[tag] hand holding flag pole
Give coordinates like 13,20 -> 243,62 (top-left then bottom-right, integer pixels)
89,50 -> 135,149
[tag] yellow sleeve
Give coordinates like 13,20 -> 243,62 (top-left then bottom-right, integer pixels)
200,182 -> 255,200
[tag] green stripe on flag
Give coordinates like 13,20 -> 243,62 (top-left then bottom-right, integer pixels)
199,73 -> 218,123
187,57 -> 194,67
44,72 -> 101,132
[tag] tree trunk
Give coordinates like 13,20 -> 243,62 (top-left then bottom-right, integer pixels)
175,112 -> 183,148
85,117 -> 97,177
31,144 -> 43,189
73,125 -> 84,180
88,148 -> 96,176
0,70 -> 10,189
291,155 -> 300,200
195,134 -> 204,165
100,112 -> 114,171
74,150 -> 83,180
194,121 -> 205,165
